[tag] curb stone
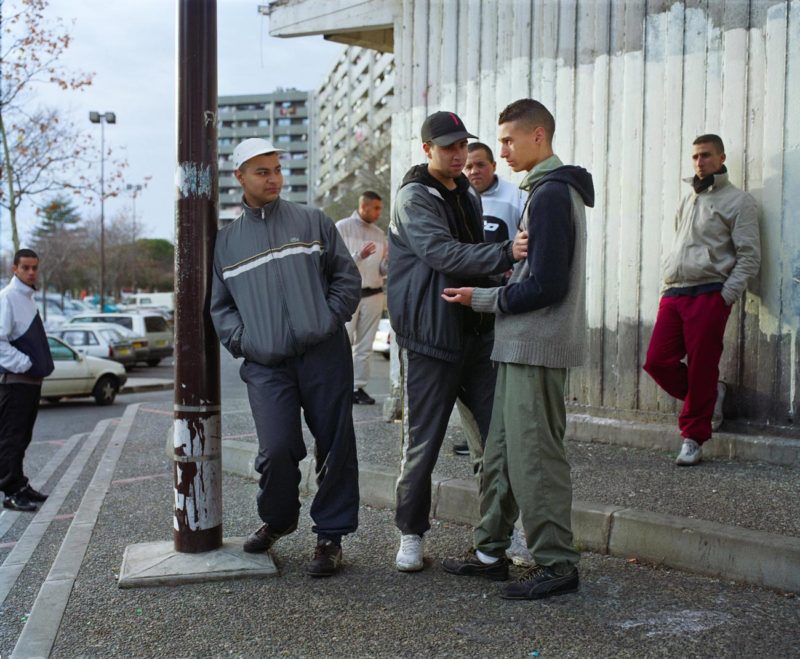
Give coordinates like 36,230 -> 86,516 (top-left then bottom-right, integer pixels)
567,413 -> 800,466
221,439 -> 800,592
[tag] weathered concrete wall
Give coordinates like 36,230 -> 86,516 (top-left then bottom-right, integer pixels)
390,0 -> 799,429
272,0 -> 800,429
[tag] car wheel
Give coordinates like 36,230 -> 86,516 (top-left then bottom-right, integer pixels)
93,375 -> 118,406
44,397 -> 62,404
146,358 -> 161,367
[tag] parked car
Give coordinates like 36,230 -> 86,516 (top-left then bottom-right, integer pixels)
372,317 -> 391,359
53,324 -> 137,369
42,336 -> 127,405
34,296 -> 68,331
68,312 -> 173,366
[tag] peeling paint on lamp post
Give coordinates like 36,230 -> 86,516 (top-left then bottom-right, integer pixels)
173,0 -> 221,553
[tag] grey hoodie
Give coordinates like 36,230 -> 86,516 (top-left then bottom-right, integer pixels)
211,197 -> 360,366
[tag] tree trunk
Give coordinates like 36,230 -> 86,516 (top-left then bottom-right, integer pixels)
0,110 -> 21,252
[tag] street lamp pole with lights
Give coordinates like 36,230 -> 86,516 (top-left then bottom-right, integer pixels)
89,110 -> 116,311
126,183 -> 143,291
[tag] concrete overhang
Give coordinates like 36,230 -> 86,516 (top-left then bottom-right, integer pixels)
266,0 -> 397,53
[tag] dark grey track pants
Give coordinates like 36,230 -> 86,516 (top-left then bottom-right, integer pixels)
240,327 -> 359,538
395,333 -> 496,536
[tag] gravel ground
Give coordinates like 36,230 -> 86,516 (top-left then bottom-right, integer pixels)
46,406 -> 800,657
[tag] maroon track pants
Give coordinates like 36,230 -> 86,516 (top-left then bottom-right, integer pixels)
643,291 -> 731,443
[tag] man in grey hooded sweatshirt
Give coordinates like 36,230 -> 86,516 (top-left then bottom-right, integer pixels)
441,99 -> 594,601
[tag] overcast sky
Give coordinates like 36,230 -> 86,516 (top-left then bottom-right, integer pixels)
10,0 -> 344,248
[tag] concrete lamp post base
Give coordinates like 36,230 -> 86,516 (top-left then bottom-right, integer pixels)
118,538 -> 277,588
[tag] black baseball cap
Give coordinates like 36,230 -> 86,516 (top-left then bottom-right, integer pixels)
421,111 -> 477,146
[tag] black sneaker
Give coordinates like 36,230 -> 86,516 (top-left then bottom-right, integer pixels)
3,493 -> 38,512
452,443 -> 470,456
22,485 -> 48,502
442,549 -> 509,581
307,539 -> 343,577
500,565 -> 579,600
353,388 -> 376,405
242,524 -> 283,553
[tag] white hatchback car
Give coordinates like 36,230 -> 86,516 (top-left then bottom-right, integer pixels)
68,312 -> 173,366
42,336 -> 128,406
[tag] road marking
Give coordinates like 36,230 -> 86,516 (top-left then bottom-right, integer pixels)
12,405 -> 139,659
140,406 -> 172,416
0,434 -> 83,542
112,473 -> 170,485
0,424 -> 108,608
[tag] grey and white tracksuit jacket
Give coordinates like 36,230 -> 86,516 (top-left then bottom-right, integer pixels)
388,166 -> 516,537
211,197 -> 361,538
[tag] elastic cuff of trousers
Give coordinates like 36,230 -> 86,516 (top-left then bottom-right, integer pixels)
318,534 -> 342,546
681,434 -> 710,444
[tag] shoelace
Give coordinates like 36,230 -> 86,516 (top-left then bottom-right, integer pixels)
516,565 -> 546,582
400,536 -> 421,552
315,541 -> 336,557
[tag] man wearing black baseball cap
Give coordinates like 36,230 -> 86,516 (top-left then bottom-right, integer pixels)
387,111 -> 527,572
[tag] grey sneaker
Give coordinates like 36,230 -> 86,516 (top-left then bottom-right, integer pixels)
675,439 -> 702,466
711,381 -> 726,431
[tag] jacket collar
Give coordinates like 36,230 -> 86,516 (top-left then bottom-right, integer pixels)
10,275 -> 36,297
348,209 -> 370,225
241,195 -> 281,221
682,171 -> 730,193
520,154 -> 564,192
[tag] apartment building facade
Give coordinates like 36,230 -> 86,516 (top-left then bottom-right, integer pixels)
218,90 -> 311,224
311,46 -> 394,208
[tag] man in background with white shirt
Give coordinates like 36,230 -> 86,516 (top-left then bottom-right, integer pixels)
336,191 -> 388,405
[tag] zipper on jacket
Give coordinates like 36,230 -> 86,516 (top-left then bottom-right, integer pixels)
263,206 -> 299,354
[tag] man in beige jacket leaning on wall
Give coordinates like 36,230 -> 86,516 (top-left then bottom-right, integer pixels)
643,134 -> 761,466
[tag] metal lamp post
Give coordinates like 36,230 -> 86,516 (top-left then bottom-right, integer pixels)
89,111 -> 116,312
126,183 -> 143,291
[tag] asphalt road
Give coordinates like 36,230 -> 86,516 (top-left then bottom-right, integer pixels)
32,346 -> 264,444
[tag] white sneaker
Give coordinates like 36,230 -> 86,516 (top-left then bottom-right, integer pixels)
711,381 -> 726,431
675,439 -> 702,466
396,534 -> 424,572
505,527 -> 534,566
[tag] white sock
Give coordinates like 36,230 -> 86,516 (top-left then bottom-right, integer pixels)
476,549 -> 499,564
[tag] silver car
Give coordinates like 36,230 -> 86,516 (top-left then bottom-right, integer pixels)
54,324 -> 137,369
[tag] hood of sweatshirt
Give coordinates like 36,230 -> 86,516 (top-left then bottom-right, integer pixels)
520,155 -> 595,208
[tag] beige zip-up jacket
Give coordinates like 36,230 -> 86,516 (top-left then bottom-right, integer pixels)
661,172 -> 760,305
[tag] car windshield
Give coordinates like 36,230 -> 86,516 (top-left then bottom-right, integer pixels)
99,329 -> 125,343
47,337 -> 76,361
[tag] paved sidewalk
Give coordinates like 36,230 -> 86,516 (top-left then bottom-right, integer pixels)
5,353 -> 797,655
4,403 -> 797,657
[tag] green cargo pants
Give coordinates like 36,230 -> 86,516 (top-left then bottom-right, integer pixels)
473,362 -> 579,573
